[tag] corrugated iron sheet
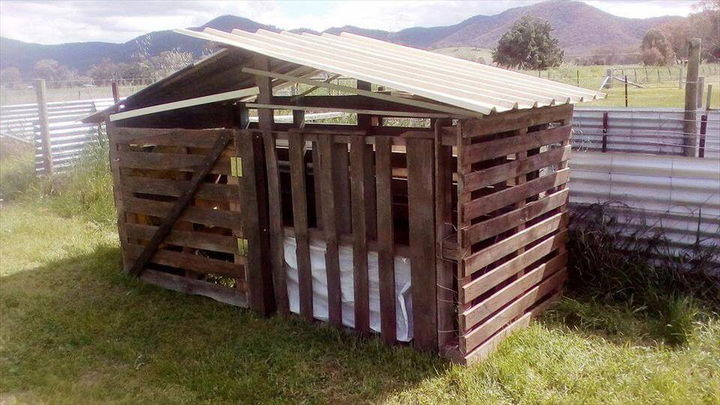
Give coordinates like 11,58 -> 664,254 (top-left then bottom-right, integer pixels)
570,151 -> 720,251
175,28 -> 603,115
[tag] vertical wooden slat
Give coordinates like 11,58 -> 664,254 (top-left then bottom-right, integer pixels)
407,137 -> 437,351
289,130 -> 314,321
311,145 -> 323,230
318,135 -> 342,326
350,136 -> 370,335
375,136 -> 396,343
363,144 -> 377,239
333,143 -> 352,234
456,122 -> 470,355
253,55 -> 287,315
434,119 -> 455,353
106,122 -> 131,271
238,130 -> 274,314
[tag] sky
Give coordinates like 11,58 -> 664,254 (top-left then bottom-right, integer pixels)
0,0 -> 699,45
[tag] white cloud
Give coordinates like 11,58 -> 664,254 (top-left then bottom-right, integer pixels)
0,0 -> 697,44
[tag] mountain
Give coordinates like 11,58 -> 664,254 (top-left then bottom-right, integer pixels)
0,0 -> 682,75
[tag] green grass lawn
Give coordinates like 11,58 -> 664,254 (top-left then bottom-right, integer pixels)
1,202 -> 719,403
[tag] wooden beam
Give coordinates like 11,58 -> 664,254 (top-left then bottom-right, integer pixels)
246,103 -> 458,119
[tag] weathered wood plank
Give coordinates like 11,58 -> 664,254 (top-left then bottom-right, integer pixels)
128,131 -> 233,276
125,223 -> 237,254
462,189 -> 568,246
121,176 -> 239,201
113,127 -> 234,148
123,196 -> 243,230
126,243 -> 246,278
462,125 -> 571,165
462,168 -> 570,221
461,104 -> 572,138
141,269 -> 248,308
462,269 -> 566,352
464,145 -> 571,193
333,142 -> 352,234
375,136 -> 396,343
318,135 -> 342,326
107,123 -> 132,271
289,131 -> 314,321
350,136 -> 370,335
463,213 -> 568,277
461,252 -> 568,329
460,230 -> 567,303
407,137 -> 437,351
116,150 -> 232,174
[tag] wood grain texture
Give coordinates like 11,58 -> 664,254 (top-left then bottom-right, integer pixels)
350,136 -> 370,335
375,136 -> 396,343
318,135 -> 342,326
289,130 -> 314,321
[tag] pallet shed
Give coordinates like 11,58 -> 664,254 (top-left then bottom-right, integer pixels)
85,28 -> 602,364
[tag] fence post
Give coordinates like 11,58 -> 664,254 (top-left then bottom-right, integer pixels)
606,68 -> 613,88
683,38 -> 701,157
576,70 -> 580,87
111,81 -> 119,103
679,64 -> 684,89
697,77 -> 704,109
699,114 -> 707,158
33,79 -> 53,176
602,112 -> 609,152
706,84 -> 713,111
624,75 -> 628,107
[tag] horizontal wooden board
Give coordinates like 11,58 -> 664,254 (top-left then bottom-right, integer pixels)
123,196 -> 243,230
127,243 -> 246,278
113,128 -> 234,148
464,145 -> 571,193
462,189 -> 568,246
461,269 -> 567,351
141,268 -> 248,308
460,104 -> 572,138
116,150 -> 231,174
461,230 -> 567,303
461,252 -> 567,329
122,176 -> 240,201
125,223 -> 238,255
463,212 -> 568,276
463,290 -> 563,364
462,168 -> 570,221
462,125 -> 571,165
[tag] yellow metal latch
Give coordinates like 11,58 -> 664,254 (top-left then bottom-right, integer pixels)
237,238 -> 249,256
230,157 -> 243,177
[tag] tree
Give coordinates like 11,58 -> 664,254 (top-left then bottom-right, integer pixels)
33,59 -> 75,82
0,67 -> 22,88
640,29 -> 675,65
492,16 -> 564,69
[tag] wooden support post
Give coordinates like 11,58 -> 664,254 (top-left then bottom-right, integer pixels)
605,69 -> 613,88
111,81 -> 120,103
253,54 -> 288,315
356,80 -> 372,128
350,136 -> 370,336
697,77 -> 704,109
34,79 -> 52,175
624,75 -> 628,107
683,38 -> 701,157
679,64 -> 684,89
706,84 -> 713,111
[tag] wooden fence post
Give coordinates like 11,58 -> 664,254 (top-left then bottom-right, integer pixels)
697,77 -> 705,109
683,38 -> 701,157
111,81 -> 120,103
706,84 -> 713,111
33,79 -> 53,175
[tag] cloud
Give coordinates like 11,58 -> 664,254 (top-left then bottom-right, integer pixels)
0,0 -> 696,45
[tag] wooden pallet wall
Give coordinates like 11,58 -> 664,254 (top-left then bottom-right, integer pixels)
108,126 -> 249,308
456,105 -> 573,364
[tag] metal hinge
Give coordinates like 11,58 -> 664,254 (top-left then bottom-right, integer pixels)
230,157 -> 243,177
237,238 -> 249,256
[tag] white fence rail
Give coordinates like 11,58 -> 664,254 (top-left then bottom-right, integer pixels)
571,107 -> 720,159
569,151 -> 720,254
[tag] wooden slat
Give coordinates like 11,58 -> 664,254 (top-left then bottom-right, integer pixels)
122,176 -> 239,201
333,142 -> 352,234
239,131 -> 275,315
462,189 -> 568,246
254,55 -> 288,315
462,269 -> 566,352
128,131 -> 233,276
464,145 -> 571,193
463,290 -> 562,364
350,136 -> 370,335
113,127 -> 233,148
116,150 -> 231,174
375,136 -> 396,343
126,244 -> 246,278
463,212 -> 568,277
407,137 -> 437,351
363,144 -> 377,239
462,168 -> 570,221
107,124 -> 132,271
141,269 -> 248,308
123,196 -> 243,230
125,223 -> 237,254
461,230 -> 567,304
462,125 -> 571,165
289,131 -> 314,321
460,104 -> 572,138
318,135 -> 342,326
461,252 -> 567,329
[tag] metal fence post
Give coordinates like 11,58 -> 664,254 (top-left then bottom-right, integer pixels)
602,112 -> 609,152
699,114 -> 707,158
33,79 -> 53,175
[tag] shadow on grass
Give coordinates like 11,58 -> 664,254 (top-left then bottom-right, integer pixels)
0,244 -> 448,403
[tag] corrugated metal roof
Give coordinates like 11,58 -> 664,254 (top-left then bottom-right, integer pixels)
175,28 -> 603,116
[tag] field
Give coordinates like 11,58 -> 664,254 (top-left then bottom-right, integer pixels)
0,146 -> 719,403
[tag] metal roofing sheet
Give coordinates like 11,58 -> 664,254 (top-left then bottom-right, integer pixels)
175,27 -> 603,116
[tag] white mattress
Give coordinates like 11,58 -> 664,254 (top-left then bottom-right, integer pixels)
283,236 -> 413,341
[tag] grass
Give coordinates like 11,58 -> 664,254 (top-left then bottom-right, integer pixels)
1,149 -> 719,403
